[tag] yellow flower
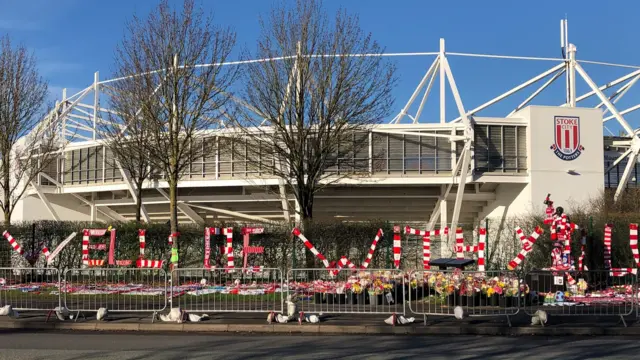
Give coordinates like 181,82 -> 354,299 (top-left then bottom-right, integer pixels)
486,287 -> 495,297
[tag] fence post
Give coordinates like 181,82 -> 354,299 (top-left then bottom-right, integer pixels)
386,231 -> 391,268
485,218 -> 489,269
291,232 -> 297,269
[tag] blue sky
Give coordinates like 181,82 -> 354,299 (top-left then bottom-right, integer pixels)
1,0 -> 639,133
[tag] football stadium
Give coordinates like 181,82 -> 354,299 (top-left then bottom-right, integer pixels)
12,24 -> 639,237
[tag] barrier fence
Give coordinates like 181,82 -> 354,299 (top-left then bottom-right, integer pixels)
0,266 -> 639,326
62,268 -> 167,314
286,268 -> 406,315
408,270 -> 520,324
170,268 -> 284,314
0,268 -> 60,311
523,270 -> 636,325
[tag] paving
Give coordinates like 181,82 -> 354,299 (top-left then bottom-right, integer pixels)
2,332 -> 640,359
0,331 -> 640,360
2,310 -> 640,336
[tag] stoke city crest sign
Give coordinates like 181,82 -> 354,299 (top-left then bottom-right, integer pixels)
550,116 -> 584,161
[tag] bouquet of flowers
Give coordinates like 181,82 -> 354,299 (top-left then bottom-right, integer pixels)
371,279 -> 384,295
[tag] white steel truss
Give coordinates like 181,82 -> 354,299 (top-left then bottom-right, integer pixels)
27,19 -> 640,225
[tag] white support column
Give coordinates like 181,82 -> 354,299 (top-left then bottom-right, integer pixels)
439,38 -> 446,124
99,206 -> 127,222
575,63 -> 635,136
90,193 -> 97,222
156,188 -> 204,225
603,104 -> 640,122
453,63 -> 566,122
449,146 -> 471,251
598,75 -> 640,115
188,204 -> 279,225
509,69 -> 565,117
614,148 -> 639,202
93,71 -> 99,140
61,88 -> 67,140
606,148 -> 632,174
392,55 -> 439,124
568,44 -> 577,107
31,180 -> 60,221
439,199 -> 448,257
568,69 -> 640,106
115,160 -> 151,223
294,199 -> 301,226
278,180 -> 291,222
414,59 -> 439,123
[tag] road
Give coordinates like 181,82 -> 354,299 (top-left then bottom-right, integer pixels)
0,331 -> 637,359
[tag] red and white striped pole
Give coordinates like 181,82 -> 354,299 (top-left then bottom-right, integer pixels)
361,229 -> 383,269
41,245 -> 51,260
81,229 -> 89,266
552,248 -> 562,268
224,228 -> 234,269
478,228 -> 486,272
138,229 -> 146,259
2,231 -> 24,255
630,224 -> 639,266
423,234 -> 431,270
393,226 -> 401,269
136,259 -> 163,268
604,224 -> 613,270
455,228 -> 464,260
515,227 -> 526,244
507,226 -> 543,271
610,268 -> 637,277
292,228 -> 331,269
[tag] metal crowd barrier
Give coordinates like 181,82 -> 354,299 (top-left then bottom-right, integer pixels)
286,268 -> 406,316
408,270 -> 520,326
170,268 -> 284,314
0,267 -> 60,311
62,268 -> 167,316
0,265 -> 638,328
522,269 -> 636,326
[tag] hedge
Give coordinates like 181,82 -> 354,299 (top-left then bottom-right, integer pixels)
0,199 -> 638,273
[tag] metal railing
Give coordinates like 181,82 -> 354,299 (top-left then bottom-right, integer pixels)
62,268 -> 167,314
0,268 -> 60,311
286,268 -> 406,315
0,265 -> 637,328
407,270 -> 520,325
171,268 -> 284,314
522,270 -> 636,326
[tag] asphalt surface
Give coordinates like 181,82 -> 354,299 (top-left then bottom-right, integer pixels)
0,331 -> 639,359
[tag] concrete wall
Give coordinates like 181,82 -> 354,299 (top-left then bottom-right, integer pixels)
13,194 -> 108,222
483,105 -> 604,222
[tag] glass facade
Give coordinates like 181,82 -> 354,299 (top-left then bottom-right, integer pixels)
48,124 -> 529,185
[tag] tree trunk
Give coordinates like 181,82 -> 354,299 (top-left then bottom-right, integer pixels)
299,188 -> 315,269
169,178 -> 178,234
169,176 -> 179,269
2,201 -> 11,267
135,181 -> 144,224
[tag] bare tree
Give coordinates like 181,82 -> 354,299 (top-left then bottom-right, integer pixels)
234,0 -> 396,226
112,0 -> 237,259
0,35 -> 57,226
100,77 -> 154,223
